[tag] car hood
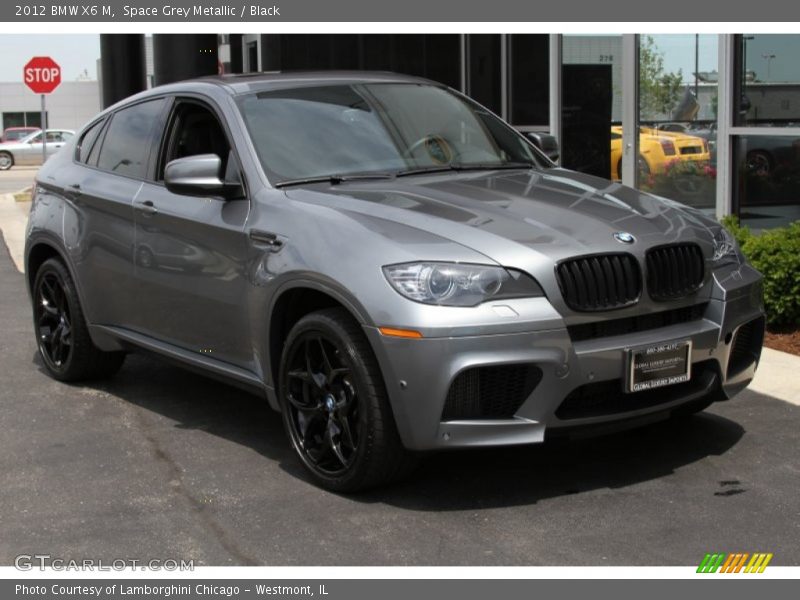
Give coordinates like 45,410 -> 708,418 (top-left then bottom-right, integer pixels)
283,167 -> 719,266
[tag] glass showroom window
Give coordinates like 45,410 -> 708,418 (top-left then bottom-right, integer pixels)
636,34 -> 719,212
561,35 -> 622,180
732,34 -> 800,229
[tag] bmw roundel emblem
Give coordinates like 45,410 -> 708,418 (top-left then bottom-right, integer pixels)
614,231 -> 636,244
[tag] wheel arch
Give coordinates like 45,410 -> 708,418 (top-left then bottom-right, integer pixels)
26,239 -> 69,296
266,279 -> 375,404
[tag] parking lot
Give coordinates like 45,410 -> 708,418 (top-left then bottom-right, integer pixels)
0,166 -> 37,194
0,225 -> 799,566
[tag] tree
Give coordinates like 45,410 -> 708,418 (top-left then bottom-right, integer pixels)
639,36 -> 684,120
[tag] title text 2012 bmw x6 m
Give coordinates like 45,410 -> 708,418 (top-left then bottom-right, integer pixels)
25,73 -> 765,491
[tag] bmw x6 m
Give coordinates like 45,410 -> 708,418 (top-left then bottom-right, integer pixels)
25,72 -> 765,491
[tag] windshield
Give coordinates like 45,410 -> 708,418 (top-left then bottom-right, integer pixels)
238,82 -> 544,184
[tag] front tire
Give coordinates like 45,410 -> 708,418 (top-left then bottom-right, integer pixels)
0,152 -> 13,171
32,258 -> 125,381
278,308 -> 416,492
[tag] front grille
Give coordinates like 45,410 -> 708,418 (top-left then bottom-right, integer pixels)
646,243 -> 705,301
441,364 -> 542,421
567,303 -> 708,342
727,317 -> 765,377
556,253 -> 641,312
555,361 -> 718,420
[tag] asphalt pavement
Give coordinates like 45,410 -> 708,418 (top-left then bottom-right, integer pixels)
0,167 -> 37,194
0,232 -> 798,566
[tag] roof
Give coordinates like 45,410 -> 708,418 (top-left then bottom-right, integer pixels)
98,71 -> 441,123
180,70 -> 438,95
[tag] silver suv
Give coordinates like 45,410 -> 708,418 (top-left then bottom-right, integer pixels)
25,73 -> 764,491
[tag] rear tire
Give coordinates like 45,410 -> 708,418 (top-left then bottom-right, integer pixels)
32,258 -> 125,382
278,308 -> 416,492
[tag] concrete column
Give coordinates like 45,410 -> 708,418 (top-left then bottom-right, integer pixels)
621,34 -> 640,188
548,34 -> 562,165
152,34 -> 218,86
229,34 -> 243,74
99,34 -> 146,108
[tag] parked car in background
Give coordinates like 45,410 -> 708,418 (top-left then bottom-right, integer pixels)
0,129 -> 75,170
654,122 -> 717,165
610,126 -> 710,180
1,126 -> 41,143
25,73 -> 764,491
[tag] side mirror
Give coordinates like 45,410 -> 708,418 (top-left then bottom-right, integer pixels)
165,154 -> 234,198
523,131 -> 560,163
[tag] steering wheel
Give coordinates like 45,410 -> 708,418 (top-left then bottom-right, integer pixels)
401,134 -> 454,165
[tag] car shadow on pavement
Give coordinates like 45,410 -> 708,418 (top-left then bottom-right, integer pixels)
32,350 -> 745,511
371,412 -> 744,511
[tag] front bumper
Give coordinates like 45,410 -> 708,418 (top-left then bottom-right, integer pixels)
366,263 -> 764,451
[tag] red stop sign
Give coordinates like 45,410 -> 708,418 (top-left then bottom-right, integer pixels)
24,56 -> 61,94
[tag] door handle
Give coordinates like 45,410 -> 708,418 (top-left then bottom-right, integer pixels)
249,229 -> 285,251
134,200 -> 158,215
64,183 -> 81,200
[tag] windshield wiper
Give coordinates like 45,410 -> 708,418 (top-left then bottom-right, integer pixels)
396,162 -> 536,177
451,161 -> 537,171
275,172 -> 395,188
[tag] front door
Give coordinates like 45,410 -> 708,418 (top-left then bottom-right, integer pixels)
131,99 -> 253,370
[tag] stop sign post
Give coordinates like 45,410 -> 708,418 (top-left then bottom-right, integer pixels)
23,57 -> 61,165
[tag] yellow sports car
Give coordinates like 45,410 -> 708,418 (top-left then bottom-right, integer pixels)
610,126 -> 710,180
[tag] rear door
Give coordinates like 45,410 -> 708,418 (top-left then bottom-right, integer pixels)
66,98 -> 168,328
131,97 -> 253,370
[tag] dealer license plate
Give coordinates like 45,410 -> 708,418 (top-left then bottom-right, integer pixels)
625,340 -> 692,393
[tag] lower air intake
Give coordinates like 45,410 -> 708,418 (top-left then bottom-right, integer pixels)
441,364 -> 542,421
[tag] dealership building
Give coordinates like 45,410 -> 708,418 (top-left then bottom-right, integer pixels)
0,80 -> 101,133
4,33 -> 799,229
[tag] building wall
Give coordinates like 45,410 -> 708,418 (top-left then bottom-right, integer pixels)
745,84 -> 800,123
0,81 -> 101,132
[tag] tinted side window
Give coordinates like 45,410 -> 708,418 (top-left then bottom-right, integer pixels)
96,99 -> 165,179
159,102 -> 231,180
77,120 -> 104,164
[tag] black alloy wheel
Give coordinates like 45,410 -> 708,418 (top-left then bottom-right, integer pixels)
278,308 -> 416,492
32,258 -> 125,381
34,271 -> 72,370
284,333 -> 360,476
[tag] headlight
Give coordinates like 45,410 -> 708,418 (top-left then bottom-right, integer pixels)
712,227 -> 738,261
382,262 -> 544,306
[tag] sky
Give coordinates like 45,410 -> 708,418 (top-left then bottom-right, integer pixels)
0,33 -> 798,84
0,34 -> 100,81
648,34 -> 718,82
651,33 -> 800,83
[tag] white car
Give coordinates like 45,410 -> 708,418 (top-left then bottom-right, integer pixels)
0,129 -> 75,170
